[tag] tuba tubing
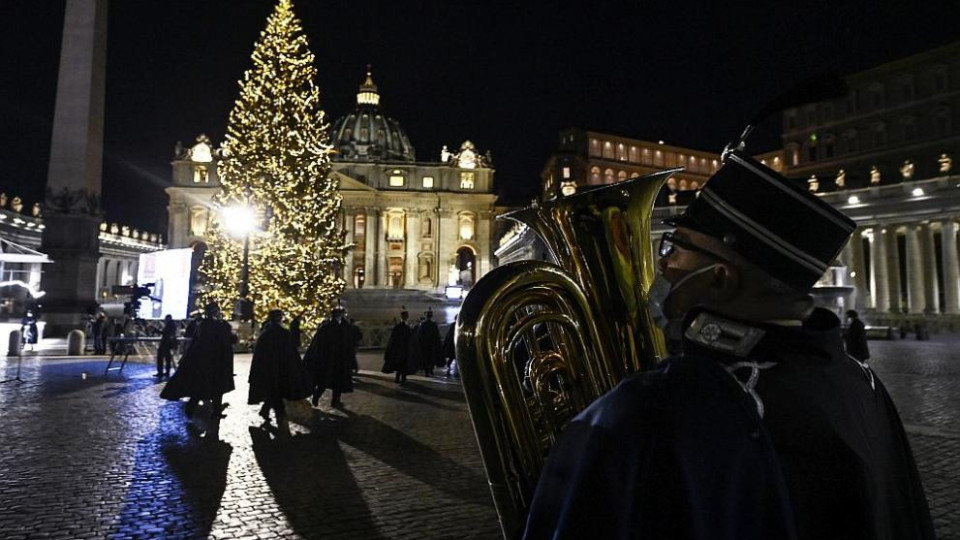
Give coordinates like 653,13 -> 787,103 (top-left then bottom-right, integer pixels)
457,170 -> 675,538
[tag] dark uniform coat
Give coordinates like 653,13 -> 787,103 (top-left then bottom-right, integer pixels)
416,319 -> 444,369
348,321 -> 362,371
304,318 -> 354,394
382,321 -> 417,375
844,316 -> 870,361
524,308 -> 933,540
248,322 -> 311,404
161,319 -> 235,401
443,322 -> 456,363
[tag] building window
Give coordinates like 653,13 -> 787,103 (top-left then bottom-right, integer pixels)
193,165 -> 208,184
389,175 -> 405,187
589,138 -> 601,157
422,216 -> 432,237
422,176 -> 434,188
900,76 -> 915,101
901,117 -> 918,142
387,213 -> 404,240
641,148 -> 652,165
377,129 -> 385,145
869,83 -> 885,110
360,127 -> 369,141
823,103 -> 834,121
933,67 -> 948,93
354,214 -> 366,249
617,143 -> 626,161
459,213 -> 475,241
602,141 -> 614,159
604,168 -> 614,184
936,106 -> 952,135
843,130 -> 859,154
823,135 -> 836,159
189,206 -> 208,236
787,144 -> 800,166
805,142 -> 818,162
460,172 -> 475,189
872,123 -> 886,148
561,166 -> 571,179
590,166 -> 601,185
653,150 -> 664,167
617,170 -> 627,182
629,146 -> 638,162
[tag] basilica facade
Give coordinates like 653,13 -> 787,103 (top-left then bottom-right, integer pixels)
166,70 -> 497,319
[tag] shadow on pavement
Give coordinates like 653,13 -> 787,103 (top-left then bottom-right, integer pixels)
352,377 -> 461,412
113,402 -> 232,539
250,422 -> 384,539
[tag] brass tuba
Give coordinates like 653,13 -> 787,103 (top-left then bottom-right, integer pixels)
456,169 -> 675,538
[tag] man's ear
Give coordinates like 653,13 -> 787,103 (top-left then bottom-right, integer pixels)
708,262 -> 740,302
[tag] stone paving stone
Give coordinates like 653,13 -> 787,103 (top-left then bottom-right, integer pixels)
0,340 -> 958,539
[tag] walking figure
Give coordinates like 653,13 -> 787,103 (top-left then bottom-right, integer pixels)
304,306 -> 354,408
843,309 -> 870,362
161,303 -> 235,420
416,308 -> 443,377
382,308 -> 417,385
248,309 -> 310,423
156,314 -> 178,378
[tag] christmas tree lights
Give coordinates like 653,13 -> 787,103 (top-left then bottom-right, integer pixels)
202,0 -> 345,331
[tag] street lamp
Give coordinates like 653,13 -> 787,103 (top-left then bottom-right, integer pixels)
222,204 -> 258,321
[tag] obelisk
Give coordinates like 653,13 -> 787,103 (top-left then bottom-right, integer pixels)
40,0 -> 108,335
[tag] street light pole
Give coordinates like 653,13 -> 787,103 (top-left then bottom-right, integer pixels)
239,232 -> 251,320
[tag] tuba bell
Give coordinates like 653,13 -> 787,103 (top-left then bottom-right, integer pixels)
456,169 -> 675,538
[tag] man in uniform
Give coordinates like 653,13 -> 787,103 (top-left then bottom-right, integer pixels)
523,150 -> 933,539
304,306 -> 353,407
415,308 -> 443,377
248,309 -> 310,422
382,308 -> 417,385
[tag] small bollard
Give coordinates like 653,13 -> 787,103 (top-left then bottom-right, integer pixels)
67,329 -> 85,356
7,329 -> 22,356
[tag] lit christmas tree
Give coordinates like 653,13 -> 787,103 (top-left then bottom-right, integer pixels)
202,0 -> 344,329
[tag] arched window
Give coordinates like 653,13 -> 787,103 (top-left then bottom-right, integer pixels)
690,180 -> 701,190
189,206 -> 208,236
678,179 -> 689,191
422,216 -> 432,237
617,170 -> 627,182
590,166 -> 601,185
456,246 -> 477,287
459,213 -> 475,241
604,169 -> 614,184
354,214 -> 366,249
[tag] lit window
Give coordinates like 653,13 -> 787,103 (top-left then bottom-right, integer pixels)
422,176 -> 434,188
562,166 -> 571,179
389,175 -> 405,187
590,166 -> 601,185
459,214 -> 475,240
603,141 -> 614,159
193,165 -> 208,183
460,172 -> 475,189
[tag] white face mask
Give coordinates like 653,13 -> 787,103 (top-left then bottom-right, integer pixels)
648,264 -> 721,337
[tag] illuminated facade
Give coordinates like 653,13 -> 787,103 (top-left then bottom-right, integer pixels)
166,70 -> 497,305
780,41 -> 960,323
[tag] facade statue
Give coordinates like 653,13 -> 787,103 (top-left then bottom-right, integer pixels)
870,166 -> 882,184
900,160 -> 914,180
440,145 -> 451,163
807,175 -> 819,192
835,169 -> 846,188
11,197 -> 23,213
940,153 -> 952,174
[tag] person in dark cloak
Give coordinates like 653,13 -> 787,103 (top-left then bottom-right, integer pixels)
442,314 -> 456,371
156,314 -> 178,378
523,151 -> 933,540
160,303 -> 236,420
382,308 -> 417,385
348,317 -> 362,374
303,306 -> 353,407
416,308 -> 443,377
843,309 -> 870,362
289,314 -> 303,350
248,309 -> 310,422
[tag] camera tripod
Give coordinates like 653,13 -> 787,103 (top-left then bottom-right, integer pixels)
1,352 -> 24,384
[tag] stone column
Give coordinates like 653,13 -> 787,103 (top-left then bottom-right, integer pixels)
377,210 -> 387,287
871,226 -> 890,312
404,209 -> 420,288
942,220 -> 960,314
922,223 -> 940,314
849,229 -> 869,310
40,0 -> 108,335
904,225 -> 925,314
363,208 -> 375,288
344,209 -> 354,288
885,227 -> 902,313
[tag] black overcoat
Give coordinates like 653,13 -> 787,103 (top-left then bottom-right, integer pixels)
303,319 -> 354,394
161,319 -> 235,401
248,323 -> 311,404
382,322 -> 417,375
416,319 -> 444,369
843,317 -> 870,360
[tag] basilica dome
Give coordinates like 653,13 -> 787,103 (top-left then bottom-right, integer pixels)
331,69 -> 416,163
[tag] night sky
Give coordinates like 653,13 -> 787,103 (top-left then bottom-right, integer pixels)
2,0 -> 959,235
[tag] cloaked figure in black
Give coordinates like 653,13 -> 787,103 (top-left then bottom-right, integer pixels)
156,314 -> 178,378
348,317 -> 362,374
382,309 -> 417,385
248,309 -> 311,423
416,309 -> 444,377
843,309 -> 870,362
304,307 -> 353,408
161,303 -> 236,420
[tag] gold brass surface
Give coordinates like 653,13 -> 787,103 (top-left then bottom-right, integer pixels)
456,170 -> 674,538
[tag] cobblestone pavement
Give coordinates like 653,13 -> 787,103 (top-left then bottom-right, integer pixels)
0,339 -> 957,539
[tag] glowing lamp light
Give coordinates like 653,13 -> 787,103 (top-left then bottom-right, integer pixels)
222,205 -> 257,237
911,188 -> 925,197
445,286 -> 464,300
847,195 -> 860,205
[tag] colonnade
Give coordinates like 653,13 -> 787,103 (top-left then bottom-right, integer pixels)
842,220 -> 960,314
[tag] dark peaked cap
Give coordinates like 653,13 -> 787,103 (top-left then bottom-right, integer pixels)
665,150 -> 856,291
